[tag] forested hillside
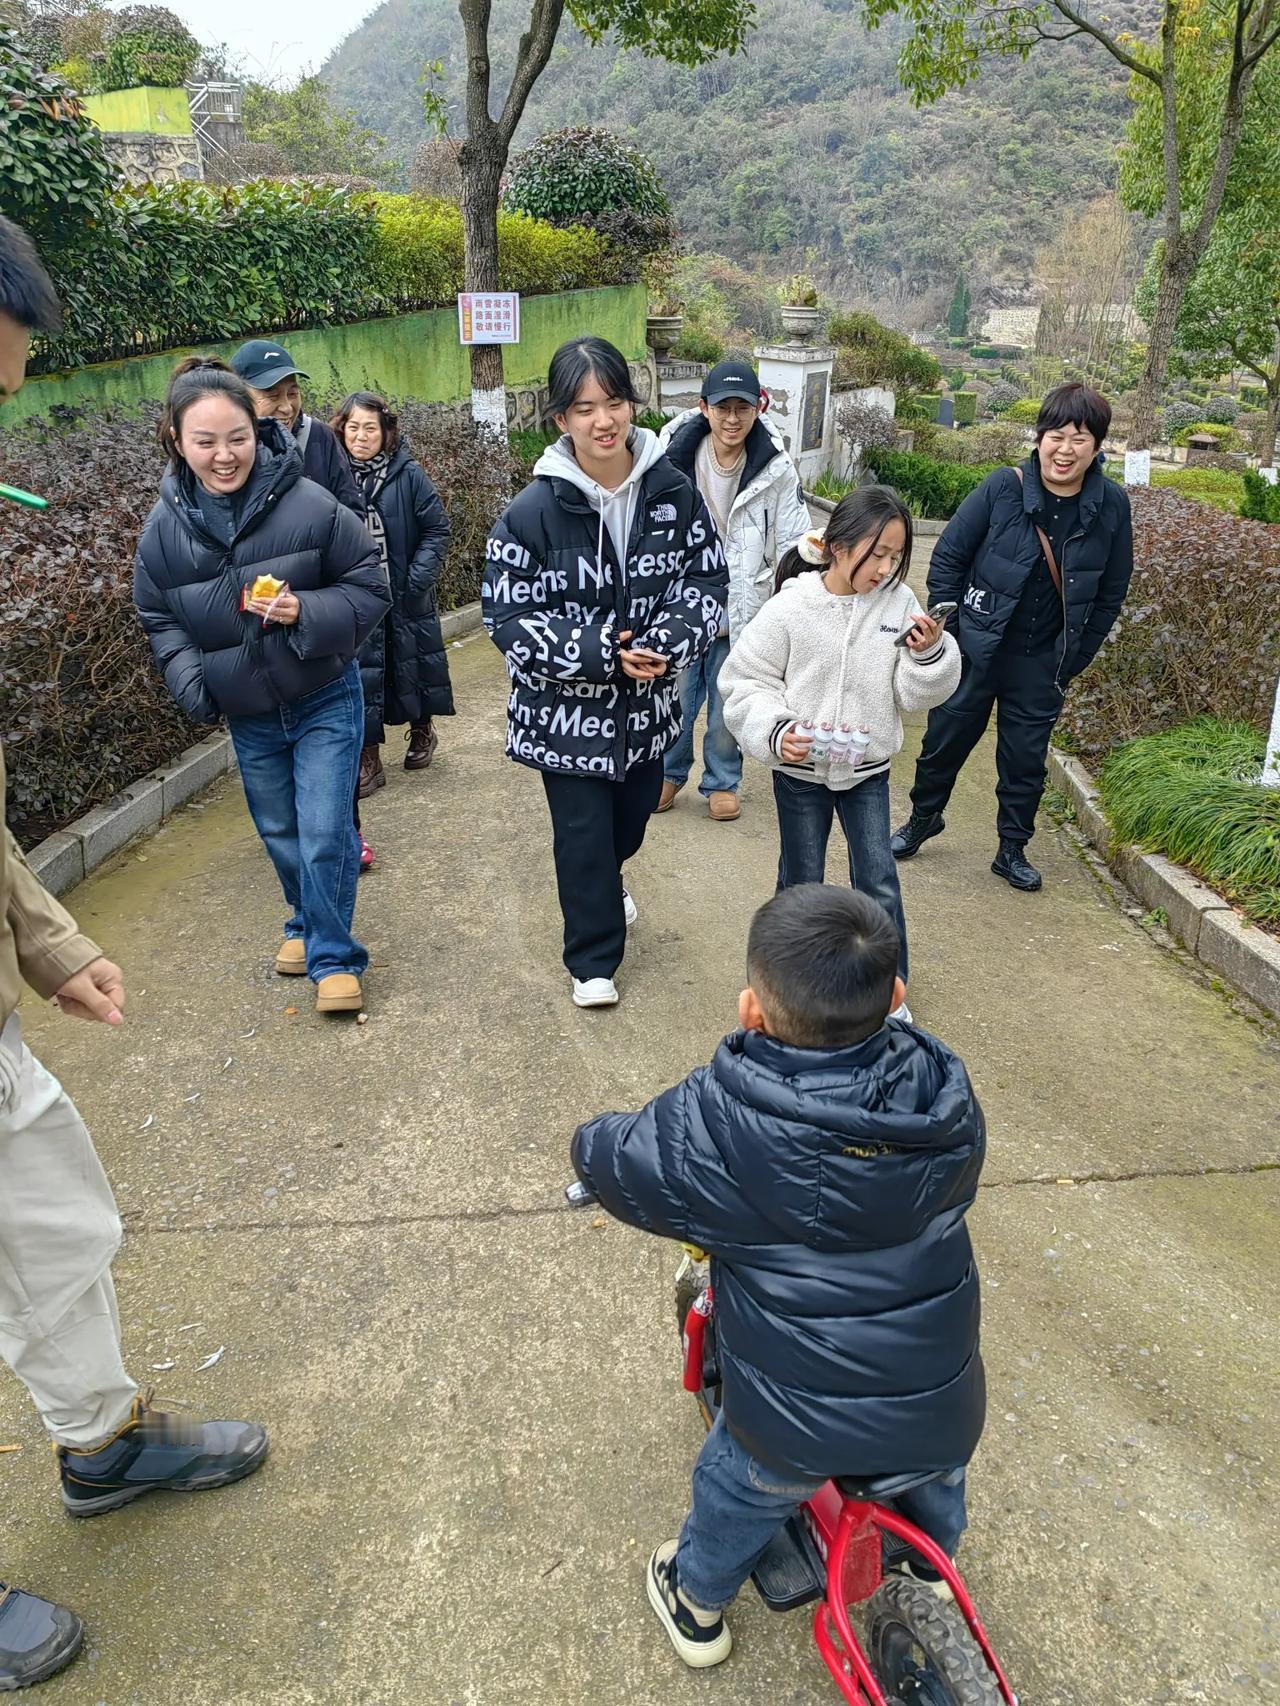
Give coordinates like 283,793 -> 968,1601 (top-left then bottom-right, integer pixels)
323,0 -> 1143,323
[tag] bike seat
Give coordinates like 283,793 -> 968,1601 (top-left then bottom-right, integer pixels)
834,1468 -> 945,1502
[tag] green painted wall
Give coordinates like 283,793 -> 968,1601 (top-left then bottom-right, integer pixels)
9,284 -> 647,424
83,87 -> 192,136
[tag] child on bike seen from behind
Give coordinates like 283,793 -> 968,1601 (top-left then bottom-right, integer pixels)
719,486 -> 961,1020
571,883 -> 986,1670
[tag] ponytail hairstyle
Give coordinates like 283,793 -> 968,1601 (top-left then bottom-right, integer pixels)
158,356 -> 258,470
774,484 -> 913,595
331,390 -> 400,456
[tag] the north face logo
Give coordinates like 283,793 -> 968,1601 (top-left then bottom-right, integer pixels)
650,503 -> 677,524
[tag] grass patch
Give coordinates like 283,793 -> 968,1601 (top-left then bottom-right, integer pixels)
811,469 -> 855,502
1104,463 -> 1246,513
1098,717 -> 1280,929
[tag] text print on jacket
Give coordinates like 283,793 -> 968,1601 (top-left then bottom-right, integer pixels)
660,407 -> 811,642
482,428 -> 728,780
133,419 -> 389,724
573,1021 -> 987,1480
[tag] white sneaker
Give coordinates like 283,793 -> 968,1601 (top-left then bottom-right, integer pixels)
890,1000 -> 913,1024
894,1558 -> 956,1603
622,888 -> 637,929
646,1541 -> 732,1668
572,977 -> 619,1008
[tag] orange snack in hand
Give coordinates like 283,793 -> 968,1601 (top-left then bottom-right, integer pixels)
250,574 -> 284,601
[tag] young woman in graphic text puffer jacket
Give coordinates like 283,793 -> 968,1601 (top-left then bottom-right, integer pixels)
482,336 -> 728,1010
133,358 -> 389,1016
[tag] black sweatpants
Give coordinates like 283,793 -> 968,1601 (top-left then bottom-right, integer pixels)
909,644 -> 1065,847
541,759 -> 664,980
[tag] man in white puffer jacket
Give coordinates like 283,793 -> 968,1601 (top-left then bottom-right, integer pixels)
656,363 -> 810,822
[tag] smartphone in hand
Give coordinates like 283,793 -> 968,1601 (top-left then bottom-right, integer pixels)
894,601 -> 958,647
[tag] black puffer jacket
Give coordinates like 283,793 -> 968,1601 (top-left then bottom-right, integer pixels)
298,415 -> 363,517
134,420 -> 389,724
927,455 -> 1133,685
482,430 -> 727,780
573,1022 -> 987,1480
354,446 -> 454,744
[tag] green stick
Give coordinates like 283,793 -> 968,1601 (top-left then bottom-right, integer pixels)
0,483 -> 49,509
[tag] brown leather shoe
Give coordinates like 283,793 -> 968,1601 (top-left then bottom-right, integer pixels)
708,791 -> 741,821
315,974 -> 362,1013
655,780 -> 683,814
405,721 -> 439,771
275,938 -> 307,976
357,745 -> 385,799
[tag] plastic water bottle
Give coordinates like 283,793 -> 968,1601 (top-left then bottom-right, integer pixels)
847,726 -> 872,768
829,723 -> 852,764
812,721 -> 834,760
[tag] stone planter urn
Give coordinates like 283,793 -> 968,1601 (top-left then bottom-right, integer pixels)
646,314 -> 684,358
780,304 -> 822,347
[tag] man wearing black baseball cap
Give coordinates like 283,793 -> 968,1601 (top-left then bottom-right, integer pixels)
229,338 -> 361,517
658,361 -> 809,821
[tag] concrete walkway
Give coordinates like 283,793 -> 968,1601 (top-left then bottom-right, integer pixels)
5,555 -> 1278,1705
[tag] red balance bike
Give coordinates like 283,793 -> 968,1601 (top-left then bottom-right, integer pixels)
567,1181 -> 1017,1706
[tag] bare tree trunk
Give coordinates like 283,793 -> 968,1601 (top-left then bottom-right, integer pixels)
1261,370 -> 1280,471
1131,242 -> 1193,447
459,133 -> 507,433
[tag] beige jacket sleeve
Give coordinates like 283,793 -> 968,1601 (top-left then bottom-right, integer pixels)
2,745 -> 102,1014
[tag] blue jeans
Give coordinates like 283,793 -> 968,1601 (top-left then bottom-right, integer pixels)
677,1412 -> 968,1612
772,769 -> 909,983
664,636 -> 742,796
229,663 -> 367,981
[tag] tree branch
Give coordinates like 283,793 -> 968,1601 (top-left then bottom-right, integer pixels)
499,0 -> 566,145
1047,0 -> 1162,82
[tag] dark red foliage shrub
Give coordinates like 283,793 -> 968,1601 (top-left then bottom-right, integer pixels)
1057,488 -> 1280,767
0,404 -> 197,847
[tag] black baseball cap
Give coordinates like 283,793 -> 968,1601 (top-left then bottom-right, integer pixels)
702,361 -> 761,406
229,339 -> 308,389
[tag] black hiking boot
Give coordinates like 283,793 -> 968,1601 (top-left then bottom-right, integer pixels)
991,839 -> 1042,892
890,811 -> 945,860
57,1394 -> 269,1517
0,1583 -> 83,1691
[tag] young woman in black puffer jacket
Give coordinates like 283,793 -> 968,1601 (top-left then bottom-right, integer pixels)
133,358 -> 389,1015
332,392 -> 454,869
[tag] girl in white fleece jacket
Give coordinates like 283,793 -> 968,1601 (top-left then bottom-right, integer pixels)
720,487 -> 961,993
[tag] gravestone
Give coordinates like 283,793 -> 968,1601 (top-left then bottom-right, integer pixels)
937,396 -> 955,430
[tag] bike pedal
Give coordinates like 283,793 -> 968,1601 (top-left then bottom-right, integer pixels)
750,1515 -> 824,1612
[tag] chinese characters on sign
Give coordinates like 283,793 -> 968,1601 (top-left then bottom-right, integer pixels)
458,292 -> 521,346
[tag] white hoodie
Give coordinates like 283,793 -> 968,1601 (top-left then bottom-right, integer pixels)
532,428 -> 666,589
720,570 -> 961,791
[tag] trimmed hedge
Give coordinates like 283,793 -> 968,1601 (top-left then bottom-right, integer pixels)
1005,397 -> 1042,425
1057,489 -> 1280,768
1172,420 -> 1236,448
953,390 -> 977,427
31,185 -> 632,374
1241,470 -> 1280,523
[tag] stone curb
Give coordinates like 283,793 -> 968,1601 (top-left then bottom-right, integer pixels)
805,492 -> 944,535
24,605 -> 487,902
1048,747 -> 1280,1017
26,733 -> 237,900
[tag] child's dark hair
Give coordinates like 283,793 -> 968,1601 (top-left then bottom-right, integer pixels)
547,336 -> 639,420
0,215 -> 62,335
331,390 -> 400,456
158,357 -> 258,466
774,485 -> 913,595
1035,381 -> 1111,446
747,884 -> 900,1049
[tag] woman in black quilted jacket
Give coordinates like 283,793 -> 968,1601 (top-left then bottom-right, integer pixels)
332,392 -> 454,870
133,358 -> 389,1015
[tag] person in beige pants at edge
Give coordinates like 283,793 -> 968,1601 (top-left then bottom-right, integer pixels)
0,215 -> 269,1692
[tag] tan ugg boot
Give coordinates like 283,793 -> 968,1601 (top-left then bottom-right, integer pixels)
275,938 -> 307,975
315,974 -> 362,1013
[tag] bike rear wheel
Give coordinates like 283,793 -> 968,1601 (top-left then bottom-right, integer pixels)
867,1575 -> 1002,1706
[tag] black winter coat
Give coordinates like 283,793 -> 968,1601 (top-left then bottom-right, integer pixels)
573,1022 -> 987,1480
299,415 -> 363,517
927,456 -> 1133,685
134,420 -> 390,724
354,447 -> 454,744
482,450 -> 727,780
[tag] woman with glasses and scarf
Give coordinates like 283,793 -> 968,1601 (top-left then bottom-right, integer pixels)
332,394 -> 454,868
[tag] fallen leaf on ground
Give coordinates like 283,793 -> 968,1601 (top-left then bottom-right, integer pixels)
196,1347 -> 226,1370
151,1359 -> 177,1371
283,1006 -> 298,1016
591,1216 -> 606,1229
